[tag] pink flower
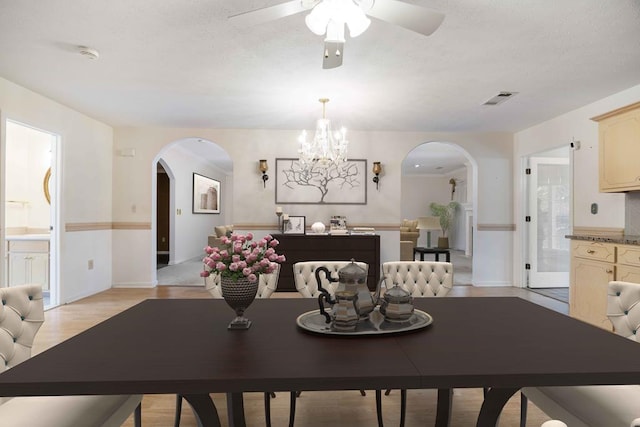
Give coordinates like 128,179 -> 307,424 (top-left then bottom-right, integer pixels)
247,273 -> 257,283
200,270 -> 210,277
246,232 -> 253,241
216,262 -> 227,271
205,246 -> 214,254
232,255 -> 240,263
229,262 -> 239,271
242,267 -> 252,276
269,239 -> 279,247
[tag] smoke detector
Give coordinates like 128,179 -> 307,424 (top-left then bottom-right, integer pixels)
78,46 -> 100,60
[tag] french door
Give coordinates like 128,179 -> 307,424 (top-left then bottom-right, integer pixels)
527,155 -> 570,288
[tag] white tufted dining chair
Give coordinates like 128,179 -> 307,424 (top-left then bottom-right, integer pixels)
521,281 -> 640,427
0,284 -> 142,426
176,266 -> 282,427
381,261 -> 453,297
293,260 -> 369,298
377,261 -> 453,427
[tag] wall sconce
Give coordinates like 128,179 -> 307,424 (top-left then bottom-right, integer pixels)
259,159 -> 269,187
372,162 -> 382,190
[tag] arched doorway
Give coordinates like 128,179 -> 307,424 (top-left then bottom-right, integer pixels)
151,138 -> 232,286
401,141 -> 478,285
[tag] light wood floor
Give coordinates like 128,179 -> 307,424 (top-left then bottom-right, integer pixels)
34,286 -> 561,427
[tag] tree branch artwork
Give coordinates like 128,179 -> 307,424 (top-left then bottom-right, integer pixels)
275,158 -> 367,205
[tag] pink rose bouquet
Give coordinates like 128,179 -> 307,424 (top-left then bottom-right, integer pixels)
201,233 -> 285,283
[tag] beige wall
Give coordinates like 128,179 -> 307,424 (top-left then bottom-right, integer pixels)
0,76 -> 114,304
112,128 -> 514,286
513,83 -> 640,286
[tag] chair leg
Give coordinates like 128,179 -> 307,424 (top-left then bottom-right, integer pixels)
134,402 -> 142,427
264,392 -> 272,427
288,391 -> 297,427
174,394 -> 182,427
360,390 -> 367,396
375,390 -> 384,427
384,389 -> 392,396
400,389 -> 407,427
520,392 -> 528,427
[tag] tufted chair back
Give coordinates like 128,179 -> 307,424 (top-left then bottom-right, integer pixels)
607,281 -> 640,340
293,261 -> 369,298
0,284 -> 44,373
205,264 -> 281,299
0,284 -> 44,405
382,261 -> 453,297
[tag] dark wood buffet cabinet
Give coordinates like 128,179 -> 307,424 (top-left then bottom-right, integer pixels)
272,234 -> 381,292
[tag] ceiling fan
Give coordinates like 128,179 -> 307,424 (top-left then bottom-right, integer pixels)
229,0 -> 445,69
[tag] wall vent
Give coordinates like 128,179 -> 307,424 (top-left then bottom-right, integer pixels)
483,91 -> 518,106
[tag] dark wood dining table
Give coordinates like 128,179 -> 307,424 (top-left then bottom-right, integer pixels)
2,297 -> 640,427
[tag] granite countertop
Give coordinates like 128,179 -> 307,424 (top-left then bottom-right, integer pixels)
566,234 -> 640,245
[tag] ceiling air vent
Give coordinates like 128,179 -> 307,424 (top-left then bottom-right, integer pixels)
483,91 -> 518,106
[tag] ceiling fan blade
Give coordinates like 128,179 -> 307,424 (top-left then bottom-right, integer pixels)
366,0 -> 445,36
322,41 -> 344,69
228,0 -> 313,26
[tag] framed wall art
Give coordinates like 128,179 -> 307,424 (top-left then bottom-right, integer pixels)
192,173 -> 220,214
283,215 -> 306,234
275,158 -> 367,205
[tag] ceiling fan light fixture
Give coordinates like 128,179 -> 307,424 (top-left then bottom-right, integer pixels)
325,19 -> 345,42
343,0 -> 370,37
306,0 -> 371,38
305,1 -> 331,35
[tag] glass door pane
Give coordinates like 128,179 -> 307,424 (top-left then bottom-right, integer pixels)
528,156 -> 570,288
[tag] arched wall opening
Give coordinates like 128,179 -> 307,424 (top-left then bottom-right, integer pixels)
401,141 -> 478,285
150,138 -> 232,286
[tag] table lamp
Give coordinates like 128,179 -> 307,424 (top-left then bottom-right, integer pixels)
417,216 -> 441,248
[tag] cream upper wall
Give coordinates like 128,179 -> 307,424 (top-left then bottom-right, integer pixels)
113,127 -> 514,286
511,83 -> 640,287
514,83 -> 640,229
113,128 -> 513,225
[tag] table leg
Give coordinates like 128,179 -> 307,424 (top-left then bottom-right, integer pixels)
446,251 -> 450,262
435,253 -> 440,261
476,387 -> 519,427
435,388 -> 452,427
227,392 -> 246,427
182,393 -> 222,427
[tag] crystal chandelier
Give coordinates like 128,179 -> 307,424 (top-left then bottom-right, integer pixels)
298,98 -> 348,168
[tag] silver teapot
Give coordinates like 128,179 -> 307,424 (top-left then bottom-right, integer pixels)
316,259 -> 376,326
378,283 -> 414,323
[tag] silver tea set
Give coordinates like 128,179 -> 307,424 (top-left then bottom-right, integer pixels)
316,259 -> 414,331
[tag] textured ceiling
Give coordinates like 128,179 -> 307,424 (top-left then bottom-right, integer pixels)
1,0 -> 639,174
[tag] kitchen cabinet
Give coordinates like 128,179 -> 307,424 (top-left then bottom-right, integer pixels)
591,101 -> 640,192
6,238 -> 49,290
570,241 -> 615,329
570,240 -> 640,329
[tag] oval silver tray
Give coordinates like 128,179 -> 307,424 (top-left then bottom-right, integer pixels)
296,307 -> 433,336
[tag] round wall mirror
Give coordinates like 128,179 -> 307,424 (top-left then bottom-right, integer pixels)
43,167 -> 51,204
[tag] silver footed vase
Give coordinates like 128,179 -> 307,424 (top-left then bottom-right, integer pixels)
220,276 -> 258,330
